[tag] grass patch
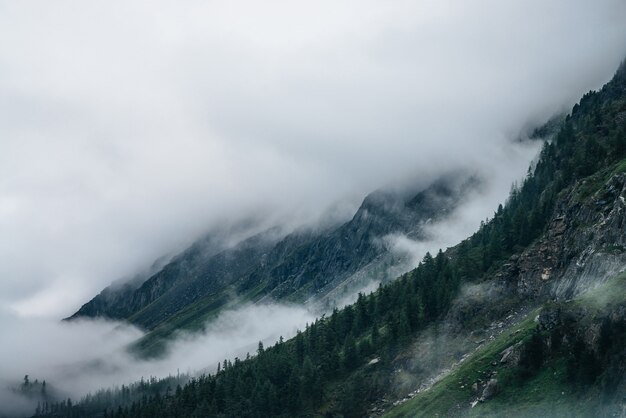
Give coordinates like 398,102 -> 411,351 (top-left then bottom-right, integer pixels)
471,358 -> 599,418
383,309 -> 540,418
574,157 -> 626,201
574,271 -> 626,310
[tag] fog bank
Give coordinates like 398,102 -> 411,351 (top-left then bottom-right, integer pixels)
1,0 -> 625,317
0,303 -> 315,416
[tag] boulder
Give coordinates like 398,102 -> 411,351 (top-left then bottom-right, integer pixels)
499,342 -> 522,365
481,378 -> 499,401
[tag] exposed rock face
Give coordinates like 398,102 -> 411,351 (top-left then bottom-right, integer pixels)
499,342 -> 522,366
398,168 -> 626,416
499,173 -> 626,301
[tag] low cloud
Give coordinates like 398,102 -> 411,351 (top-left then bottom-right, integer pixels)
385,139 -> 541,270
1,1 -> 625,317
0,303 -> 315,416
1,1 -> 626,414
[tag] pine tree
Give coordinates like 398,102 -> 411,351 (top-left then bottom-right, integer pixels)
342,335 -> 359,371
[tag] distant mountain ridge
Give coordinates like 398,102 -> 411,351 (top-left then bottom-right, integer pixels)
68,171 -> 480,352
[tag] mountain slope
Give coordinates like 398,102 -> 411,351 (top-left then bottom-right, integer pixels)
43,61 -> 626,417
69,172 -> 479,353
381,60 -> 626,416
384,273 -> 626,418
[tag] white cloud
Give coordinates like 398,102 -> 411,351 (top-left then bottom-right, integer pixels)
1,2 -> 626,414
0,303 -> 315,416
0,0 -> 624,318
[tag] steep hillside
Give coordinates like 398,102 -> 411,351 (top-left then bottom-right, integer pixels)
381,60 -> 626,416
384,273 -> 626,418
41,61 -> 626,417
65,224 -> 270,322
69,172 -> 479,353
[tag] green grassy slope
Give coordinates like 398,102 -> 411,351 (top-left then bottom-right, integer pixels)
383,309 -> 539,417
384,273 -> 626,418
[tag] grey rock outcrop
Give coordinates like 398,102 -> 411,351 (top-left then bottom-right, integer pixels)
498,173 -> 626,301
480,378 -> 499,401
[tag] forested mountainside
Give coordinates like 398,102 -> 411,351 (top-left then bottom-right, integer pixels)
68,172 -> 478,354
40,61 -> 626,417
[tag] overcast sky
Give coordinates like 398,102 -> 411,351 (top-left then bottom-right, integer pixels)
1,0 -> 626,319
